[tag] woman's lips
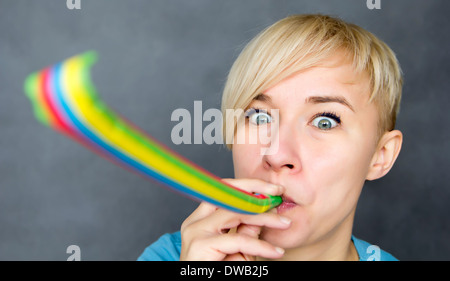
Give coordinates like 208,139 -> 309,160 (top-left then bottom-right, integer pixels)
276,195 -> 298,214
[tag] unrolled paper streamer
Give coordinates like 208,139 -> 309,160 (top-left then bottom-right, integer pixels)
24,51 -> 282,214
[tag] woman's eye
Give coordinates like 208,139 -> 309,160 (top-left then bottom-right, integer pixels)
245,109 -> 272,125
311,116 -> 339,130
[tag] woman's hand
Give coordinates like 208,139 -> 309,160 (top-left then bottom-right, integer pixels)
180,178 -> 290,261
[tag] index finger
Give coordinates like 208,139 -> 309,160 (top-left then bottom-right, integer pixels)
222,178 -> 285,196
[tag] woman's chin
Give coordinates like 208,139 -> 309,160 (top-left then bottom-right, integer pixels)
260,211 -> 311,249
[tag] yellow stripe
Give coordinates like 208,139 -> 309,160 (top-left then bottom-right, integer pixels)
62,55 -> 268,213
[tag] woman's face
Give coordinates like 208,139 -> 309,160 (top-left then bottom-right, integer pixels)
232,54 -> 380,250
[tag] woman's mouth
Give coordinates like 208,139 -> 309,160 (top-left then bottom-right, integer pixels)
276,195 -> 298,214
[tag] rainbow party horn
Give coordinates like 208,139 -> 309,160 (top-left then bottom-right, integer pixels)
24,51 -> 282,214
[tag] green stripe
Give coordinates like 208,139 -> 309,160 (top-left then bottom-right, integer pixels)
24,72 -> 52,126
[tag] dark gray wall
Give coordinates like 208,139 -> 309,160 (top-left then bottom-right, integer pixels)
0,0 -> 449,260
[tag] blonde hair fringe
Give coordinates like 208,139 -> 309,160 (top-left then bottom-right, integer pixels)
221,14 -> 403,148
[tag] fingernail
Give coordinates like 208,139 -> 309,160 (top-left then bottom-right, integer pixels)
280,216 -> 291,225
275,247 -> 285,255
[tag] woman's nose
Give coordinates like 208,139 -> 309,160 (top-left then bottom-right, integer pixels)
261,123 -> 302,174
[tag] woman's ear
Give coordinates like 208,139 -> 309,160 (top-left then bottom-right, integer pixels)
366,130 -> 403,181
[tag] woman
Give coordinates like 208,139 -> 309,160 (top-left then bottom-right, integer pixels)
139,14 -> 403,261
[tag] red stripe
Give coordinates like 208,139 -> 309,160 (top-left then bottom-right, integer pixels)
41,68 -> 73,134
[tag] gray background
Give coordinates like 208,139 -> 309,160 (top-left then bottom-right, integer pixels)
0,0 -> 449,260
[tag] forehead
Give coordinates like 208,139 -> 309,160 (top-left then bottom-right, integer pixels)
260,57 -> 371,111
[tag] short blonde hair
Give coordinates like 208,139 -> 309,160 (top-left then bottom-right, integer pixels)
221,14 -> 403,149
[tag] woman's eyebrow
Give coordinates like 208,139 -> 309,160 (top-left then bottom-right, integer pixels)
253,93 -> 273,104
252,94 -> 355,112
305,96 -> 355,112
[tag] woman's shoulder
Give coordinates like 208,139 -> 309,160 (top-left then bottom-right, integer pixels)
137,231 -> 182,261
352,235 -> 398,261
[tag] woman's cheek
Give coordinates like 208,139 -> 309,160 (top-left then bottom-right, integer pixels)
310,139 -> 369,219
304,140 -> 355,203
232,143 -> 261,178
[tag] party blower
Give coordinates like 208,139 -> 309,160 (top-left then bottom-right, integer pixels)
24,51 -> 282,214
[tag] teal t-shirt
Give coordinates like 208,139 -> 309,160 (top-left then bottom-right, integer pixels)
137,231 -> 397,261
